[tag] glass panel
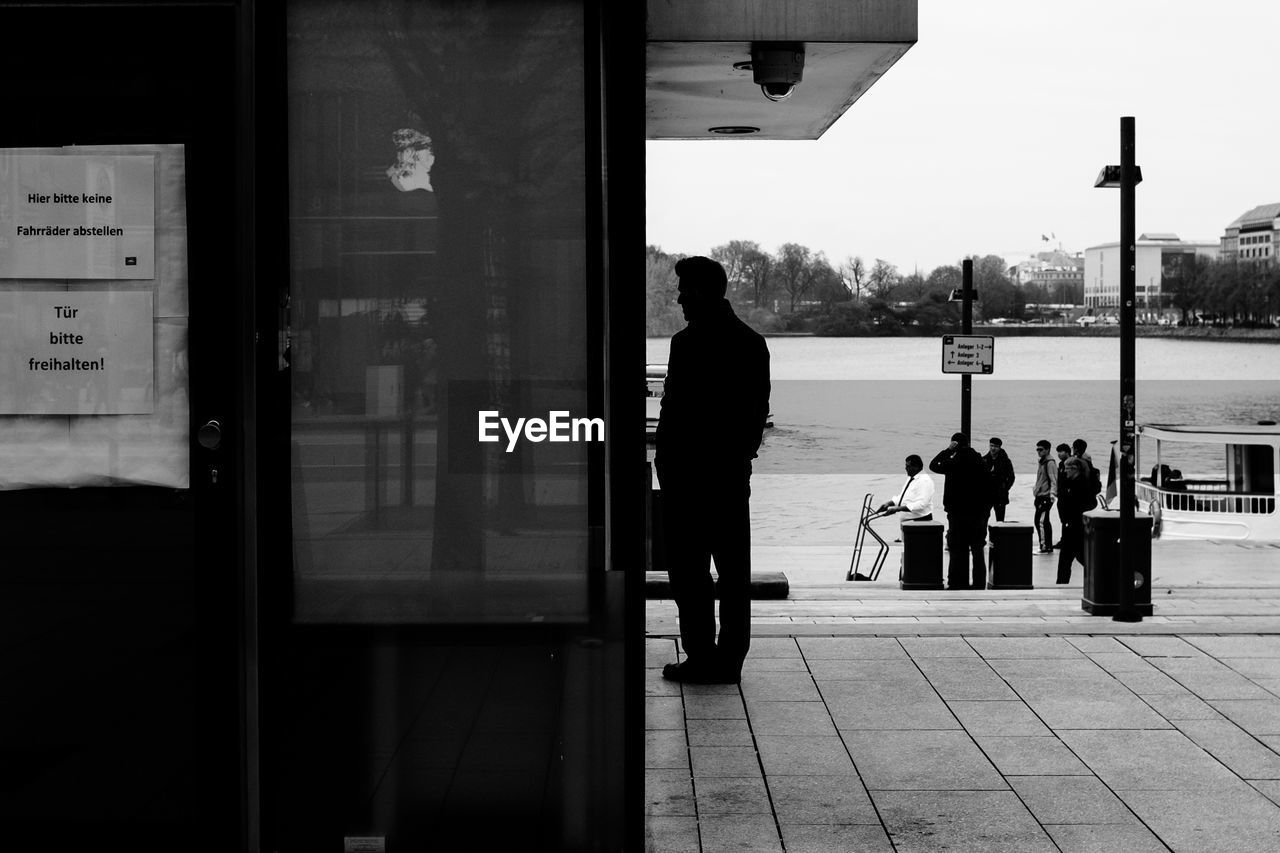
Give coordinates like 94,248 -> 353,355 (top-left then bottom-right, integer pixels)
1141,437 -> 1274,496
287,0 -> 590,624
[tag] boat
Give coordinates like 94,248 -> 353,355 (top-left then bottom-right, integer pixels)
1136,422 -> 1280,540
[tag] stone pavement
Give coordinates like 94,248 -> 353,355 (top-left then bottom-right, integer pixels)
646,539 -> 1280,851
646,635 -> 1280,853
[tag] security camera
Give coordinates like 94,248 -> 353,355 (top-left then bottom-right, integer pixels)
740,42 -> 804,102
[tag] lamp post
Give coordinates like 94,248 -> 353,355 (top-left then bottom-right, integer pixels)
948,260 -> 977,438
1094,116 -> 1143,623
960,259 -> 973,438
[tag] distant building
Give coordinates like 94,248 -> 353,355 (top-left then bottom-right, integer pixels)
1221,203 -> 1280,264
1083,234 -> 1219,313
1009,250 -> 1084,303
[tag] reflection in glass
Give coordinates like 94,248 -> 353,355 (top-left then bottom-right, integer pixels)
287,0 -> 589,623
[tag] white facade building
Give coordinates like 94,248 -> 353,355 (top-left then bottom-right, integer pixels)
1222,203 -> 1280,264
1009,250 -> 1084,304
1083,234 -> 1219,313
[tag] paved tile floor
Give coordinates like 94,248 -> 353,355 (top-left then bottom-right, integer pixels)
645,634 -> 1280,852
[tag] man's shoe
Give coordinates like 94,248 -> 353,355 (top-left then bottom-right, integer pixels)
1036,549 -> 1054,555
662,660 -> 738,685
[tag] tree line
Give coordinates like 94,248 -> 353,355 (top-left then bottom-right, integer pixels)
648,241 -> 1280,336
1163,255 -> 1280,327
647,242 -> 1055,336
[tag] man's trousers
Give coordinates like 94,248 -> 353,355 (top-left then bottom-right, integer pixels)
656,461 -> 752,673
946,511 -> 987,590
1034,495 -> 1054,551
1057,516 -> 1083,583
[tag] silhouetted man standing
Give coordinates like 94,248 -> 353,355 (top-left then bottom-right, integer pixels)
930,432 -> 992,590
655,256 -> 770,684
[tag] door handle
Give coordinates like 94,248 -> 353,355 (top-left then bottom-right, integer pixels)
198,419 -> 223,450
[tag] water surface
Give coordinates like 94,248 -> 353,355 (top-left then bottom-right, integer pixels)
647,335 -> 1280,545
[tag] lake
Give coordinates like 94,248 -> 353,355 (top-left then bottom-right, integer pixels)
646,335 -> 1280,545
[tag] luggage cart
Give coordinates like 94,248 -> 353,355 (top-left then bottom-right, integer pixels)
847,493 -> 891,581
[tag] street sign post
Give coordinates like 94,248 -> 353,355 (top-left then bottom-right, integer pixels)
941,335 -> 994,375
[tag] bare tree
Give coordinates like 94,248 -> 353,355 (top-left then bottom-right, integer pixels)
897,270 -> 928,302
775,243 -> 816,313
1165,254 -> 1210,325
926,264 -> 962,300
842,255 -> 866,301
970,254 -> 1014,319
810,256 -> 847,311
646,245 -> 683,335
712,240 -> 774,307
867,258 -> 900,300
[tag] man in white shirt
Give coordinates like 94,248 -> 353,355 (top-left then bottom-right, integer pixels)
879,454 -> 935,523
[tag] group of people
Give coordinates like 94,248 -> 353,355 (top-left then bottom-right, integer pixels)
1036,439 -> 1107,584
651,255 -> 1113,683
880,435 -> 1105,589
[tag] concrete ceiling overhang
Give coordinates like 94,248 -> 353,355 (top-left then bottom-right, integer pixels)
646,0 -> 918,140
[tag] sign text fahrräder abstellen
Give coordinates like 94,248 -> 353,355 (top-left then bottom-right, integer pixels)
15,225 -> 124,237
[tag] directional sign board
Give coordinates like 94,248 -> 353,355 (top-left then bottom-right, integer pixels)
941,335 -> 994,374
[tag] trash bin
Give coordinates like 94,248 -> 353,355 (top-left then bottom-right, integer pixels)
1081,509 -> 1153,616
900,520 -> 944,590
987,522 -> 1034,590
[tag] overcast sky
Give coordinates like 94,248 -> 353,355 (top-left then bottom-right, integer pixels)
646,0 -> 1280,274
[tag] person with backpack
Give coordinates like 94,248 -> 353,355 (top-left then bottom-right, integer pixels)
1072,438 -> 1102,506
1056,456 -> 1095,583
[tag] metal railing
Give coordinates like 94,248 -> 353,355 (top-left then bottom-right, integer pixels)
1137,482 -> 1276,516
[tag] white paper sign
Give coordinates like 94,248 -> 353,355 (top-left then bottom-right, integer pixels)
0,290 -> 154,414
0,153 -> 155,279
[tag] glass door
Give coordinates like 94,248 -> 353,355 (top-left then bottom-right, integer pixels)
0,3 -> 248,850
259,2 -> 632,850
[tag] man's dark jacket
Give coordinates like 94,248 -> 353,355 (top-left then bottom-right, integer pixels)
929,445 -> 991,515
1057,471 -> 1096,524
655,299 -> 770,467
985,448 -> 1016,506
